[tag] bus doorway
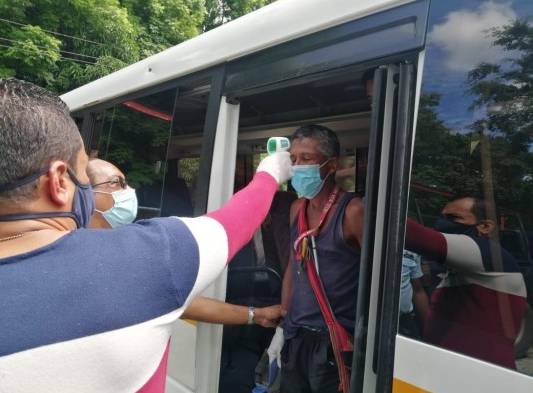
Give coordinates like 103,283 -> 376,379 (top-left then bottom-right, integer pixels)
217,64 -> 394,393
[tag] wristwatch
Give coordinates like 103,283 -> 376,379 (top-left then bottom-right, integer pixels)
247,306 -> 255,325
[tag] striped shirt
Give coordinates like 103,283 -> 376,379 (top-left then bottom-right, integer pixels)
406,219 -> 528,369
0,172 -> 278,393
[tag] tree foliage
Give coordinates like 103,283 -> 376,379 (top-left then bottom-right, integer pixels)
0,0 -> 273,93
203,0 -> 275,31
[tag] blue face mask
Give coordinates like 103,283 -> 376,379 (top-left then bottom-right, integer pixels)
95,187 -> 138,228
291,160 -> 331,199
0,167 -> 95,228
68,168 -> 96,228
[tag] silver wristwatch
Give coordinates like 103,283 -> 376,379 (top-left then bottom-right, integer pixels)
247,306 -> 255,325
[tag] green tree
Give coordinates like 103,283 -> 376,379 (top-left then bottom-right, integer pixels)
467,19 -> 533,222
203,0 -> 275,31
0,0 -> 274,188
0,0 -> 140,91
411,18 -> 533,225
122,0 -> 205,57
0,0 -> 274,92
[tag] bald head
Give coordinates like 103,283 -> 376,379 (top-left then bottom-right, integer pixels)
87,159 -> 124,186
87,159 -> 127,229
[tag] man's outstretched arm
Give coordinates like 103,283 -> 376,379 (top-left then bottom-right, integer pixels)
173,152 -> 292,312
405,218 -> 496,273
181,297 -> 282,327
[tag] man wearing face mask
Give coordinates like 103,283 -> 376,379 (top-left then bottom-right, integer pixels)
0,79 -> 292,393
404,197 -> 528,369
267,124 -> 364,393
86,158 -> 282,327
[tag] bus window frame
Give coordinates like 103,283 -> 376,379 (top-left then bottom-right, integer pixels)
224,0 -> 429,96
74,65 -> 227,218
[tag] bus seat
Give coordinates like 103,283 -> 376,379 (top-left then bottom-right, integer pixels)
161,176 -> 193,217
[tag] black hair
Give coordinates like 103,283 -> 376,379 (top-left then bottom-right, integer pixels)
0,78 -> 82,203
290,124 -> 340,158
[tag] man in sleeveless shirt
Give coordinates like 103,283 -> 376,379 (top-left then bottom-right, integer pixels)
267,125 -> 364,393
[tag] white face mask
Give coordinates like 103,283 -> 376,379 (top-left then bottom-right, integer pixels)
94,187 -> 138,228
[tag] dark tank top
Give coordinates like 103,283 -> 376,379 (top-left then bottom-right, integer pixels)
284,192 -> 360,340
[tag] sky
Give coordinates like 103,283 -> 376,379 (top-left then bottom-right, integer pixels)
421,0 -> 527,133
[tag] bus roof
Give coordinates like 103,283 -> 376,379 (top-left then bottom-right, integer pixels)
61,0 -> 410,112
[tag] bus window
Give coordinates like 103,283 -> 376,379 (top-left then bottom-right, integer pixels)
162,80 -> 212,218
406,0 -> 533,376
95,87 -> 178,220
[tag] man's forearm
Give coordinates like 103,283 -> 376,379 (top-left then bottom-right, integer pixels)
405,218 -> 447,262
181,297 -> 249,325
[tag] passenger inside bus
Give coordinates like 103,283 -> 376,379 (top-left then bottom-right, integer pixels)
222,66 -> 375,392
399,251 -> 429,339
86,158 -> 284,327
267,124 -> 364,393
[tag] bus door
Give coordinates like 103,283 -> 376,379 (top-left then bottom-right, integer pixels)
213,3 -> 430,392
349,62 -> 417,393
389,1 -> 533,392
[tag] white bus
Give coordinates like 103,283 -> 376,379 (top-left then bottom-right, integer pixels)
62,0 -> 533,392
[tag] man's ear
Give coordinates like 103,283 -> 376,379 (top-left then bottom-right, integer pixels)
477,219 -> 496,237
46,161 -> 71,207
328,157 -> 339,173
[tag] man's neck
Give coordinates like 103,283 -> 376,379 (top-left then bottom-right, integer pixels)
0,217 -> 75,238
309,180 -> 336,211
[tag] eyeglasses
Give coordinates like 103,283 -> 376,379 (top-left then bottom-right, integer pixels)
92,176 -> 128,190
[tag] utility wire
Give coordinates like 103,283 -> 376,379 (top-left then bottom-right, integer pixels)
0,43 -> 96,65
0,17 -> 104,46
0,36 -> 100,60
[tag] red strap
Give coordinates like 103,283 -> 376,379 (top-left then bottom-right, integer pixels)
294,185 -> 339,261
294,186 -> 352,393
306,260 -> 352,393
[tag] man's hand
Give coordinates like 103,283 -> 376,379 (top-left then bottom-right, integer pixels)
267,326 -> 285,368
254,305 -> 282,328
257,152 -> 292,184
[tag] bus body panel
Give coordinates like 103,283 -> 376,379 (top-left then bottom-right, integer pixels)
394,336 -> 533,393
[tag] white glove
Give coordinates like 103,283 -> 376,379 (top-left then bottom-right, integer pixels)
267,326 -> 285,368
257,152 -> 292,185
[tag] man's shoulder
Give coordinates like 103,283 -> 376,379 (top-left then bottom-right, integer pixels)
345,195 -> 364,220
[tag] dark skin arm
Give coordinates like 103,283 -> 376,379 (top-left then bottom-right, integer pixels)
343,197 -> 365,249
280,199 -> 304,316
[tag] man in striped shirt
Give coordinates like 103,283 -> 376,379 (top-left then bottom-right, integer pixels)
405,197 -> 528,369
0,78 -> 292,392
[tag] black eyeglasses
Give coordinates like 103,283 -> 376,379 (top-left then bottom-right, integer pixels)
92,176 -> 128,190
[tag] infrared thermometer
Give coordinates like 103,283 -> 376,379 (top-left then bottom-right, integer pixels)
267,137 -> 290,155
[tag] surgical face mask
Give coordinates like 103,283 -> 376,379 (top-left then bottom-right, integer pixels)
94,187 -> 138,228
291,159 -> 331,199
0,167 -> 95,228
434,216 -> 478,237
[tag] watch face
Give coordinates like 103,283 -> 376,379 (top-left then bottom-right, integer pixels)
248,307 -> 255,325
